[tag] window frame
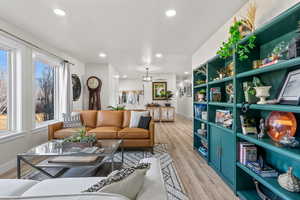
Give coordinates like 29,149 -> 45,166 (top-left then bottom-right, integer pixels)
32,52 -> 59,128
0,45 -> 17,133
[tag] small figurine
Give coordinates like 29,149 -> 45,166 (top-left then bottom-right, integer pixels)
258,118 -> 265,139
279,130 -> 299,148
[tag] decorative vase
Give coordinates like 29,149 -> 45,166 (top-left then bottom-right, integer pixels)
278,167 -> 300,192
254,86 -> 271,104
165,103 -> 171,107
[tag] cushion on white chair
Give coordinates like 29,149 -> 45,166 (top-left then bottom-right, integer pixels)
0,179 -> 38,196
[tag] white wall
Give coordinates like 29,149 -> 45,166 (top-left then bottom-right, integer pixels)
84,63 -> 119,110
118,73 -> 177,110
176,76 -> 193,119
0,17 -> 85,173
192,0 -> 300,67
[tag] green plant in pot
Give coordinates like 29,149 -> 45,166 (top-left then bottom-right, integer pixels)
165,90 -> 174,107
197,89 -> 206,102
243,81 -> 257,104
107,105 -> 125,110
63,128 -> 97,148
217,20 -> 256,61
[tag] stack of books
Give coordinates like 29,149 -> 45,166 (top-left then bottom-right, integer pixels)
239,142 -> 257,165
246,161 -> 278,178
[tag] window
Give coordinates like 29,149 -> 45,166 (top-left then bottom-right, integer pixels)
0,49 -> 9,131
34,60 -> 55,125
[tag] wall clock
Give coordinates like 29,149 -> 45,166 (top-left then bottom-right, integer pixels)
86,76 -> 102,110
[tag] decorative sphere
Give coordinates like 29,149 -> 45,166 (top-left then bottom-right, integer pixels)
266,111 -> 297,142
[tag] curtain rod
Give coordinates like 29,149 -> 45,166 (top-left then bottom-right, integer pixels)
0,28 -> 75,66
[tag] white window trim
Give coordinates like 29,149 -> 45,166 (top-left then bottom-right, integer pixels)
0,43 -> 18,134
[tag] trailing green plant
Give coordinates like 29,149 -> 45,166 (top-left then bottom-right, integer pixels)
198,89 -> 206,94
217,20 -> 256,61
107,105 -> 125,110
165,90 -> 174,101
64,128 -> 97,144
252,76 -> 264,87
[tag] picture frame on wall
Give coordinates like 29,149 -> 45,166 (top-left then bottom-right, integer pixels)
277,69 -> 300,105
152,82 -> 167,100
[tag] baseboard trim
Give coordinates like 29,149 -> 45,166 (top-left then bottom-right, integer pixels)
0,159 -> 15,175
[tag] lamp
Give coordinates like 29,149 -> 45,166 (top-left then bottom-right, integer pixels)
142,67 -> 152,82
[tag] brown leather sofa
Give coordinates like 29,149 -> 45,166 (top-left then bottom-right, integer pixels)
48,110 -> 155,150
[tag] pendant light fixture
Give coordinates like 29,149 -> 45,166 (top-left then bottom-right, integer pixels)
142,67 -> 152,82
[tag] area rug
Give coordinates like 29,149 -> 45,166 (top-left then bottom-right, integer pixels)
24,144 -> 189,200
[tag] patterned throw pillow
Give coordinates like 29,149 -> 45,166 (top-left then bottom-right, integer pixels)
83,163 -> 151,200
62,112 -> 82,128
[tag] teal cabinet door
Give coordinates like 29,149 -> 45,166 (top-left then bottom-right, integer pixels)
209,126 -> 221,171
220,132 -> 235,186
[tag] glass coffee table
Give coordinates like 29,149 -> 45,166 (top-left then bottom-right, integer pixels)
17,139 -> 123,179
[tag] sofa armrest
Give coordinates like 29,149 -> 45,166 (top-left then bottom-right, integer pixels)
48,122 -> 63,140
149,120 -> 155,147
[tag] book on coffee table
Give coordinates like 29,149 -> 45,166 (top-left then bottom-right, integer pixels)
48,156 -> 102,164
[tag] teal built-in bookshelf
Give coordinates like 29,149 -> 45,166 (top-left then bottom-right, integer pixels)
193,3 -> 300,200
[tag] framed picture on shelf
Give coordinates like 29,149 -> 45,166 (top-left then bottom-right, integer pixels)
215,109 -> 233,128
277,69 -> 300,105
152,82 -> 167,100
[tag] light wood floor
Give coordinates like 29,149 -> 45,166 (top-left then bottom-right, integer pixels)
0,115 -> 238,200
155,115 -> 238,200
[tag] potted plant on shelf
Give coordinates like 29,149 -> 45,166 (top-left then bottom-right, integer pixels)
63,128 -> 97,148
165,90 -> 174,107
217,3 -> 257,61
243,81 -> 257,104
197,89 -> 206,102
253,77 -> 271,104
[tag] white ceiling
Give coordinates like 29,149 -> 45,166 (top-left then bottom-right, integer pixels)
0,0 -> 247,78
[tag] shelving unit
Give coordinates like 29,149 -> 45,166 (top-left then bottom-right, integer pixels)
193,3 -> 300,199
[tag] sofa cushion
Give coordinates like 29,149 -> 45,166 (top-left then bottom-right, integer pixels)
96,111 -> 123,128
118,128 -> 149,139
80,110 -> 98,128
122,110 -> 131,128
88,127 -> 120,139
129,111 -> 149,128
22,177 -> 104,196
54,128 -> 80,139
54,127 -> 92,139
0,179 -> 38,196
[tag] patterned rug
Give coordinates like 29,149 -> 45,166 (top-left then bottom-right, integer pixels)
24,144 -> 189,200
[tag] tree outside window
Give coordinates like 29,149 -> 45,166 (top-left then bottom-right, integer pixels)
34,61 -> 55,124
0,49 -> 8,131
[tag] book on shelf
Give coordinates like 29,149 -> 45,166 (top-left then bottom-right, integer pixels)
246,161 -> 278,178
239,142 -> 257,165
240,115 -> 258,135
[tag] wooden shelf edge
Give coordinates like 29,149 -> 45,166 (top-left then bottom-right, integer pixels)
194,83 -> 207,88
237,133 -> 300,162
194,102 -> 208,105
208,77 -> 233,85
236,103 -> 300,113
236,57 -> 300,79
208,102 -> 234,107
237,162 -> 300,200
194,118 -> 208,123
208,122 -> 233,133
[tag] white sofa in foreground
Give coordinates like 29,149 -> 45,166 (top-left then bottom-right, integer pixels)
0,158 -> 167,200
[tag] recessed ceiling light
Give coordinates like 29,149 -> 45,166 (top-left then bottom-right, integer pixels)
122,75 -> 128,79
53,8 -> 66,16
99,53 -> 107,58
114,75 -> 120,79
165,9 -> 176,17
184,71 -> 189,75
155,53 -> 163,58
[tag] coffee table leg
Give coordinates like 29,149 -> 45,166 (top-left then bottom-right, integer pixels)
121,146 -> 124,164
17,155 -> 21,179
111,155 -> 114,172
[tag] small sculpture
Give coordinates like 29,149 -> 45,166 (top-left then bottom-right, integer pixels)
226,83 -> 234,103
278,167 -> 300,192
279,130 -> 299,148
258,118 -> 265,139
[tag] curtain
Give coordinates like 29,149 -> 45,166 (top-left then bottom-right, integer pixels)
58,61 -> 73,120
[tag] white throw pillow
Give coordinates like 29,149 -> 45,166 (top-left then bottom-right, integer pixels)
83,163 -> 150,200
129,111 -> 149,128
100,168 -> 148,200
